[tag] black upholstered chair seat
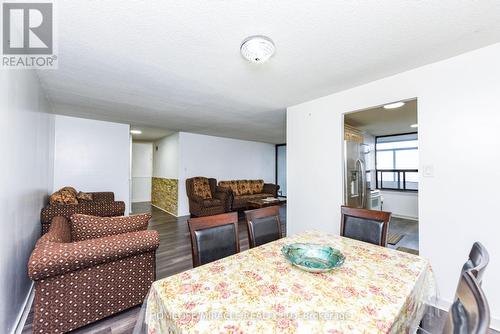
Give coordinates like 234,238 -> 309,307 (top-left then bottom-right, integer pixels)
343,215 -> 384,245
188,212 -> 240,267
340,206 -> 391,247
194,224 -> 237,265
251,217 -> 280,247
245,206 -> 282,248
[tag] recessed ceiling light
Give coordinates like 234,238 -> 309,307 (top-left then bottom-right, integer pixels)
383,102 -> 405,109
410,124 -> 418,128
130,130 -> 142,134
240,35 -> 275,63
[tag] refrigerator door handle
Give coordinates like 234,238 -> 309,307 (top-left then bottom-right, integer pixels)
361,160 -> 366,208
356,159 -> 367,208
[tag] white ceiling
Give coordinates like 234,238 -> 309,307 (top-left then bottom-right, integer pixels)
344,99 -> 417,136
38,1 -> 500,143
130,126 -> 175,142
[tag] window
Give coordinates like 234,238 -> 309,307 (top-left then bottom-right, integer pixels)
375,133 -> 418,191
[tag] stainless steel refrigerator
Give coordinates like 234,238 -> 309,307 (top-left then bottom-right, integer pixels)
344,140 -> 369,208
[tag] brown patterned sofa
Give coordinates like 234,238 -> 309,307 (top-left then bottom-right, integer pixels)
28,214 -> 160,333
186,177 -> 232,217
40,191 -> 125,234
218,179 -> 279,211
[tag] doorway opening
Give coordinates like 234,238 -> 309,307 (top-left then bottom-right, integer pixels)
343,98 -> 419,254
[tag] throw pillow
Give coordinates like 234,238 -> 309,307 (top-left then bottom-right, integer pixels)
238,180 -> 252,195
49,187 -> 79,205
70,213 -> 152,241
77,191 -> 93,202
219,180 -> 240,196
60,186 -> 77,196
192,177 -> 212,199
249,180 -> 264,194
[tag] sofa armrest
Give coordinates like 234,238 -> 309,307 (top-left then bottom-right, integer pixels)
90,192 -> 115,202
189,193 -> 207,204
263,183 -> 280,197
214,187 -> 232,212
41,201 -> 126,225
28,230 -> 159,281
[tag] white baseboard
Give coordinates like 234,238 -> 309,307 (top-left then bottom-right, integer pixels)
491,318 -> 500,331
13,283 -> 34,334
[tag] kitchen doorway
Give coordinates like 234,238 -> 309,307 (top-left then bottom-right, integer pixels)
342,98 -> 419,253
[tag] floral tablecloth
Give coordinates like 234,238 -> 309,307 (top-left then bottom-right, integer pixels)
142,231 -> 436,334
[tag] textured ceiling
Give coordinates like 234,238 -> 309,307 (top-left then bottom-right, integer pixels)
345,99 -> 417,136
130,126 -> 175,142
37,1 -> 500,143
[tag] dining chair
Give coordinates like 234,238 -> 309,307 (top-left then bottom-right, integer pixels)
340,206 -> 391,247
419,242 -> 491,333
188,212 -> 240,267
462,242 -> 489,284
244,205 -> 282,248
442,270 -> 490,334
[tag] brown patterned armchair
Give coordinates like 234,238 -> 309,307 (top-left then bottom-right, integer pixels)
40,191 -> 125,234
28,214 -> 159,334
186,177 -> 232,217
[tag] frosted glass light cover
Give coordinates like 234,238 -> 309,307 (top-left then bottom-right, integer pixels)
240,35 -> 275,63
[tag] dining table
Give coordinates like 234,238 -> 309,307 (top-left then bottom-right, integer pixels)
137,230 -> 436,334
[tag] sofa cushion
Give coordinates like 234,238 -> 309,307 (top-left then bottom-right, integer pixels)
219,180 -> 240,195
49,187 -> 79,205
237,180 -> 252,195
249,180 -> 264,194
238,193 -> 274,200
192,177 -> 212,199
70,213 -> 152,241
76,191 -> 93,202
202,198 -> 222,207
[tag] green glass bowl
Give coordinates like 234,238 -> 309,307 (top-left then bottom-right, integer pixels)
281,243 -> 345,273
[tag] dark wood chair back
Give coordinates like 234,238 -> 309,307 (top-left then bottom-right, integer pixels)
443,271 -> 490,334
244,206 -> 282,248
462,242 -> 489,284
188,212 -> 239,267
340,206 -> 391,246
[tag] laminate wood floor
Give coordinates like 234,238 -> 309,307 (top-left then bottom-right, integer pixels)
22,203 -> 498,334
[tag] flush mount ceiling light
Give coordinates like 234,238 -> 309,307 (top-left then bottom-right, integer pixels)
410,124 -> 418,128
130,130 -> 142,135
383,102 -> 405,109
240,35 -> 275,63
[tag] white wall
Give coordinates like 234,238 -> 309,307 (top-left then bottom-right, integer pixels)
287,42 -> 500,328
177,132 -> 275,216
153,133 -> 179,179
132,142 -> 153,202
277,145 -> 287,196
0,71 -> 54,334
381,190 -> 418,219
53,115 -> 130,213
